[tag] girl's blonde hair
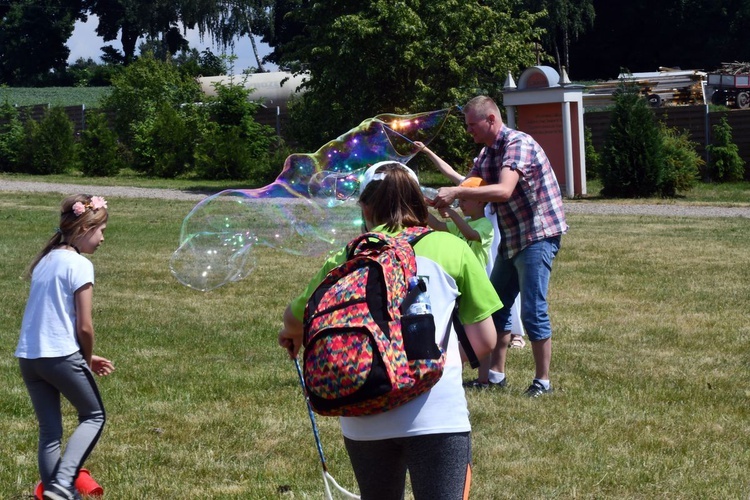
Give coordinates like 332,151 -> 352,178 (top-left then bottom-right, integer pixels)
25,194 -> 109,279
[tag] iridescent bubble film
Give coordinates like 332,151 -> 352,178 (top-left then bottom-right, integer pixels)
170,108 -> 453,291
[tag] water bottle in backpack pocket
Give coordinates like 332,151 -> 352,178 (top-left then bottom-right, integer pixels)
401,276 -> 441,361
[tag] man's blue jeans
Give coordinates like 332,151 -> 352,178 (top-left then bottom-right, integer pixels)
489,236 -> 561,342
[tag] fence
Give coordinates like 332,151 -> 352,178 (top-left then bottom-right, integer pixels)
3,103 -> 286,136
6,103 -> 750,172
585,105 -> 750,171
2,104 -> 91,133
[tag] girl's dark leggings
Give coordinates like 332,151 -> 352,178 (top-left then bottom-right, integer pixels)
344,432 -> 472,500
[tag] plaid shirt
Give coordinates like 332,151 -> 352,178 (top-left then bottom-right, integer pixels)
469,125 -> 568,259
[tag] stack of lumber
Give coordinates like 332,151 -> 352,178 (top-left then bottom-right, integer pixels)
714,62 -> 750,74
584,68 -> 706,108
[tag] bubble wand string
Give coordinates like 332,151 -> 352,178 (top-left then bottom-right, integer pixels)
293,357 -> 360,499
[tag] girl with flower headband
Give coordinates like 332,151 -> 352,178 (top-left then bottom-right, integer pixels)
16,194 -> 114,500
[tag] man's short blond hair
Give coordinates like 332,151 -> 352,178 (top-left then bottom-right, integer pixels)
463,95 -> 501,119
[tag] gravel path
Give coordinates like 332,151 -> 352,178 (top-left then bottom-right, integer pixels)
0,180 -> 207,202
2,179 -> 749,218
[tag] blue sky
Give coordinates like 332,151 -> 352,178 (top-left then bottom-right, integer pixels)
68,16 -> 276,72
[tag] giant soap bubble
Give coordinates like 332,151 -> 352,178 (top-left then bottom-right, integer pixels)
170,108 -> 453,291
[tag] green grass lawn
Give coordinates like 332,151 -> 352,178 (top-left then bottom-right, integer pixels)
0,87 -> 112,107
1,191 -> 749,498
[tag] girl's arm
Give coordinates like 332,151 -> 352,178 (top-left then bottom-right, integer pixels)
414,142 -> 465,185
279,305 -> 304,358
91,355 -> 115,376
461,316 -> 497,363
75,283 -> 95,366
427,212 -> 448,232
443,208 -> 481,242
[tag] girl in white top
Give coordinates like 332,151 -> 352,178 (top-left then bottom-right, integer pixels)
279,163 -> 500,499
16,194 -> 114,500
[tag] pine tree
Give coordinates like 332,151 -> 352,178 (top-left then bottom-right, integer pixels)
600,82 -> 665,198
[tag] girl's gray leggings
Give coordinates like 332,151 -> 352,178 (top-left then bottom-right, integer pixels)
19,352 -> 106,489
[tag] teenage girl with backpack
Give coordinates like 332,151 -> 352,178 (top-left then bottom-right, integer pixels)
15,194 -> 114,500
279,162 -> 501,499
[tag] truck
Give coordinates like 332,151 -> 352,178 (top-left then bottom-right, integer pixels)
707,72 -> 750,108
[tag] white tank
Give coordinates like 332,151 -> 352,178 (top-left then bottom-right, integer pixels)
197,71 -> 308,107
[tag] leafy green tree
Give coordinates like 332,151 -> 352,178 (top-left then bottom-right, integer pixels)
569,1 -> 750,80
706,116 -> 746,182
190,0 -> 274,72
522,0 -> 595,73
85,0 -> 167,64
0,101 -> 24,172
173,49 -> 228,77
0,0 -> 82,85
67,57 -> 122,86
101,52 -> 204,176
273,0 -> 543,154
262,0 -> 306,70
600,82 -> 665,198
84,0 -> 272,67
101,52 -> 202,146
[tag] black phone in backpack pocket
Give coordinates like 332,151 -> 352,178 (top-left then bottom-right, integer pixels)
401,314 -> 441,360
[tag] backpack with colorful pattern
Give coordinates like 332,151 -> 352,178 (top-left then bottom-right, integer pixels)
302,227 -> 444,417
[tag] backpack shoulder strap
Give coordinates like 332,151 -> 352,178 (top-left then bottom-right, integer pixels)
452,304 -> 480,369
394,226 -> 433,247
398,227 -> 480,368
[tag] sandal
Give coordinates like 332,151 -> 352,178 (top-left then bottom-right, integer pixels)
510,335 -> 526,349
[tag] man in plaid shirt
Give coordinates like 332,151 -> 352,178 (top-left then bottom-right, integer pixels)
429,95 -> 568,397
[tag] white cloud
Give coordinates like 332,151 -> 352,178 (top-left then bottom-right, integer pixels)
67,16 -> 275,72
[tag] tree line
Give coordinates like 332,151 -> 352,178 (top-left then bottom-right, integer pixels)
2,0 -> 749,193
4,1 -> 750,82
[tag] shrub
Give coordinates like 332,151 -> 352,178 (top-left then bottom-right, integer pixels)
140,104 -> 203,178
17,106 -> 75,174
194,79 -> 276,181
0,101 -> 23,172
195,122 -> 257,180
659,124 -> 701,196
194,116 -> 279,182
584,126 -> 600,181
600,83 -> 665,198
78,111 -> 122,177
706,116 -> 745,182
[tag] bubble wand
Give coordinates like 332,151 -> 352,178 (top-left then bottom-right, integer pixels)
293,357 -> 360,499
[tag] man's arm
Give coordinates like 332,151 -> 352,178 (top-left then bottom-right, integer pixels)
433,167 -> 520,208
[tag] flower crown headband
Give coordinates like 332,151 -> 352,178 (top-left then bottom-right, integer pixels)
68,196 -> 108,217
